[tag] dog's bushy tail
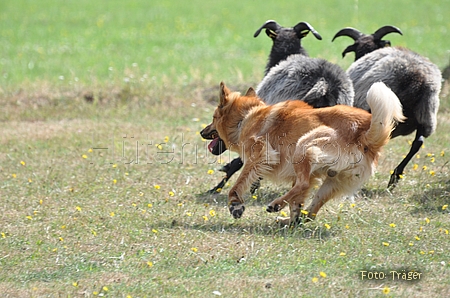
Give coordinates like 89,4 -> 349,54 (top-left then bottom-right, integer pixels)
364,82 -> 406,150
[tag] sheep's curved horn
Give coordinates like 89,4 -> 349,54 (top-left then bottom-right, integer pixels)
254,20 -> 281,38
332,27 -> 363,42
373,25 -> 403,41
293,21 -> 322,40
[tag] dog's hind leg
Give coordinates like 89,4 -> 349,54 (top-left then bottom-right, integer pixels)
304,178 -> 340,221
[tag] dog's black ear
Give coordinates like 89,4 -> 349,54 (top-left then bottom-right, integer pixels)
219,82 -> 230,107
244,87 -> 256,97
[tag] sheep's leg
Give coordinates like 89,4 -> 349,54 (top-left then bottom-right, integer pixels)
388,128 -> 424,189
207,158 -> 243,194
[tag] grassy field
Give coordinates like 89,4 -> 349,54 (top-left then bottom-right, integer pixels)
1,0 -> 450,297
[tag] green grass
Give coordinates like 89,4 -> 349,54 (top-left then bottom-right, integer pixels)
1,0 -> 450,297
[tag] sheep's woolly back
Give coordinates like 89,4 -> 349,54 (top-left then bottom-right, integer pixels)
256,54 -> 354,108
348,47 -> 441,138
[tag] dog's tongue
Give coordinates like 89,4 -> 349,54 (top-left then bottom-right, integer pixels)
208,137 -> 219,153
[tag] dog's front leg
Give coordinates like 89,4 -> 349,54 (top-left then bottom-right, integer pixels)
228,137 -> 274,219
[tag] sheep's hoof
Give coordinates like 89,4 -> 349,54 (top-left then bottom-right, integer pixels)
388,172 -> 400,189
229,202 -> 245,219
266,204 -> 281,213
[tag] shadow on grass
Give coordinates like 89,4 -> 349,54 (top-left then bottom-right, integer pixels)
407,178 -> 450,215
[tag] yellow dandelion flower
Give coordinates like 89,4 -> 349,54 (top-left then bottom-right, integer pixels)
202,215 -> 208,221
12,173 -> 17,178
422,165 -> 427,171
88,148 -> 93,153
61,225 -> 66,229
156,144 -> 163,150
164,136 -> 169,143
445,229 -> 449,235
442,205 -> 448,210
426,153 -> 433,157
350,203 -> 356,208
301,210 -> 309,215
82,154 -> 87,159
209,210 -> 216,217
148,203 -> 152,208
416,154 -> 420,159
389,170 -> 394,175
191,247 -> 198,253
39,199 -> 43,205
382,286 -> 390,294
425,218 -> 430,224
113,164 -> 117,168
420,251 -> 425,255
399,174 -> 404,179
415,236 -> 420,241
186,212 -> 192,216
207,169 -> 214,175
280,211 -> 288,217
419,226 -> 423,232
324,223 -> 331,230
110,212 -> 115,217
440,150 -> 445,157
319,271 -> 327,278
312,277 -> 318,283
28,178 -> 32,183
72,282 -> 78,287
147,261 -> 153,267
59,237 -> 64,242
168,191 -> 175,197
91,230 -> 97,236
76,206 -> 81,212
339,252 -> 346,256
177,202 -> 183,207
103,286 -> 109,292
430,157 -> 435,163
252,195 -> 258,200
409,242 -> 414,246
382,242 -> 390,246
429,170 -> 435,176
429,250 -> 435,254
1,232 -> 6,238
20,160 -> 26,166
413,163 -> 419,170
52,248 -> 57,252
389,223 -> 396,228
152,229 -> 158,234
154,185 -> 160,190
345,225 -> 350,229
216,188 -> 222,193
425,183 -> 431,188
93,291 -> 98,296
113,179 -> 117,184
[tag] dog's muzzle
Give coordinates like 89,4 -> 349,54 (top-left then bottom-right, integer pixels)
200,127 -> 227,156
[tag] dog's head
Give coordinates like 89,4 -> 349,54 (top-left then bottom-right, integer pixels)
200,82 -> 258,155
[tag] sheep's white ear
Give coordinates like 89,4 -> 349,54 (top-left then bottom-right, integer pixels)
219,82 -> 230,107
244,87 -> 256,97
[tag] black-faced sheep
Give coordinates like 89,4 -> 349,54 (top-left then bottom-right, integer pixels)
205,20 -> 355,193
333,26 -> 442,188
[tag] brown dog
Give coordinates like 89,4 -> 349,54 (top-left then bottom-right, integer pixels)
201,82 -> 404,225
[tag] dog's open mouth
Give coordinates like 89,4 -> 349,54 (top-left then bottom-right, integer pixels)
208,136 -> 227,155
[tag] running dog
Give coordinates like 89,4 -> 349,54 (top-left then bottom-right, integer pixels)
201,82 -> 404,225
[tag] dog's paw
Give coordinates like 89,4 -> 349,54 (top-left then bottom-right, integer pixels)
266,204 -> 282,213
229,202 -> 245,219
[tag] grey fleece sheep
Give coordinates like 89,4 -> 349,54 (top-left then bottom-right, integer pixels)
255,20 -> 354,107
333,26 -> 442,188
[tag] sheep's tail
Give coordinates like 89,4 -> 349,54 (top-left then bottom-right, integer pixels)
364,82 -> 406,150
